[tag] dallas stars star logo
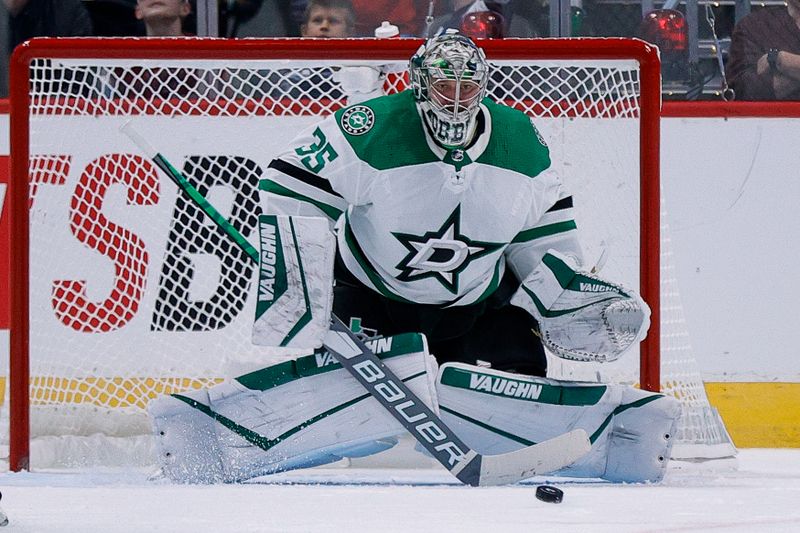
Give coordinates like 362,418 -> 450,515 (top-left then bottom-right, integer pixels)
340,105 -> 374,135
392,205 -> 502,293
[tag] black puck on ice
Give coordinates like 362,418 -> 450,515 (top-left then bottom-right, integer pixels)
535,485 -> 564,504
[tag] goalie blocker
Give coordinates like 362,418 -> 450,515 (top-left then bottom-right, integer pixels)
251,214 -> 335,350
149,339 -> 678,484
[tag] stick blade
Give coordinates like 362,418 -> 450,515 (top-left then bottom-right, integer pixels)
477,428 -> 591,486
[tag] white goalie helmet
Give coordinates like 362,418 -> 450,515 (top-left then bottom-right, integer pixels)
410,29 -> 490,148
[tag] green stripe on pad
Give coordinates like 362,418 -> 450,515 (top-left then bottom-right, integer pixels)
173,393 -> 367,456
279,217 -> 312,346
236,332 -> 425,391
173,367 -> 429,457
521,285 -> 617,318
439,365 -> 607,405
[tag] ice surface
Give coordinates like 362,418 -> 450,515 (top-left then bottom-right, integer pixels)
0,449 -> 798,532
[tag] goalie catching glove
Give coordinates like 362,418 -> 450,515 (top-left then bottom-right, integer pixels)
510,250 -> 650,362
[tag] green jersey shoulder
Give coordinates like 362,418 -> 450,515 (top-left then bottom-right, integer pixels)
477,98 -> 551,178
333,91 -> 438,170
333,91 -> 551,178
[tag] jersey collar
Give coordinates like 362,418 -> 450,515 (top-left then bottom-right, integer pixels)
417,102 -> 493,168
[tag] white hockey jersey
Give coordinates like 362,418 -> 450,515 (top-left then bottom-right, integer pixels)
261,90 -> 582,307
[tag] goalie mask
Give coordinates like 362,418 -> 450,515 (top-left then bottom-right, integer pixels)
410,29 -> 489,149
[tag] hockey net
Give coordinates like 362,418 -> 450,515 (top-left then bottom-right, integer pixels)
4,37 -> 734,471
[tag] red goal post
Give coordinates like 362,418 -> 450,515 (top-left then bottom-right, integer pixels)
8,37 -> 662,472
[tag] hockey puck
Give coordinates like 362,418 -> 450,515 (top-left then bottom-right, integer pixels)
535,485 -> 564,504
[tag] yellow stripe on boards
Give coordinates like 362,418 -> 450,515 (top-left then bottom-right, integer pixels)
0,378 -> 797,446
705,382 -> 800,448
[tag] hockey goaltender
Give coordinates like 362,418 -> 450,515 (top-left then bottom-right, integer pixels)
147,30 -> 680,485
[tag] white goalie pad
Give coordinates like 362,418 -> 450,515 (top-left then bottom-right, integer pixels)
436,363 -> 680,483
148,333 -> 438,483
510,249 -> 651,362
251,214 -> 335,350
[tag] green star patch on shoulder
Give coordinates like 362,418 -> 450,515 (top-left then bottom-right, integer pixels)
341,105 -> 375,135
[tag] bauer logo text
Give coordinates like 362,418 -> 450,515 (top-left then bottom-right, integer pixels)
352,358 -> 468,468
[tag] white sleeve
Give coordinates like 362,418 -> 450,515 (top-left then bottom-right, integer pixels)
259,115 -> 371,224
504,168 -> 584,281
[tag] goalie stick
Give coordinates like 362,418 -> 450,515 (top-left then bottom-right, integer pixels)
120,120 -> 590,486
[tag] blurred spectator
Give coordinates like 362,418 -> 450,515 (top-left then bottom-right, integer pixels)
301,0 -> 355,38
508,0 -> 551,37
426,0 -> 536,38
136,0 -> 191,36
5,0 -> 92,51
290,0 -> 427,36
218,0 -> 263,36
83,0 -> 144,36
235,0 -> 291,37
726,2 -> 800,100
182,1 -> 262,36
581,1 -> 637,38
288,1 -> 358,102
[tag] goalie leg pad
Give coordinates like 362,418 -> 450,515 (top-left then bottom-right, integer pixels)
604,386 -> 680,483
149,333 -> 438,483
149,388 -> 227,484
435,362 -> 679,483
251,215 -> 335,350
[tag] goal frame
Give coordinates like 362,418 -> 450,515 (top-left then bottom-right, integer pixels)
8,37 -> 661,472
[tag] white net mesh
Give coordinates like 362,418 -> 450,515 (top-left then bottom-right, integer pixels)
6,39 -> 734,468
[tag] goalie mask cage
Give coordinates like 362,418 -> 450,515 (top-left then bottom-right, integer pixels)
6,37 -> 735,472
